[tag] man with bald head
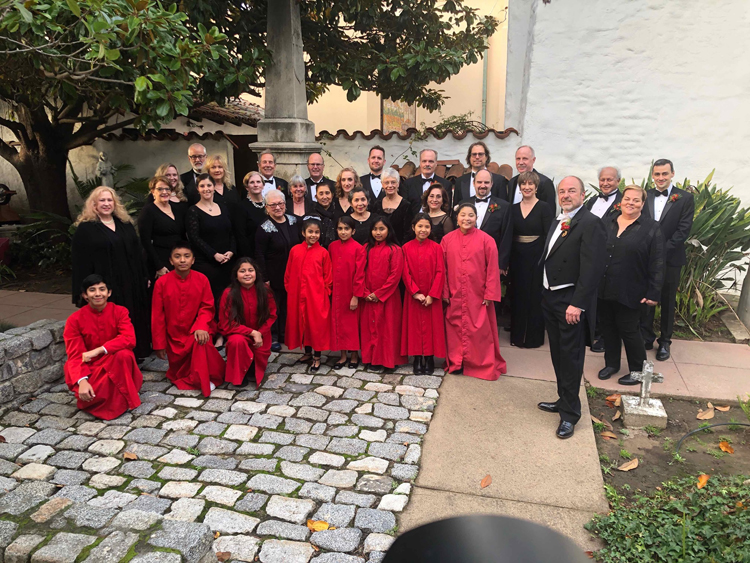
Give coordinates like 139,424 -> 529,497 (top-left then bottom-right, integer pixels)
538,176 -> 606,439
507,146 -> 556,206
181,143 -> 207,204
468,169 -> 513,273
587,166 -> 623,219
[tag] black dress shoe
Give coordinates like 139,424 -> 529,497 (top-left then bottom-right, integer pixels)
413,356 -> 424,375
598,366 -> 619,380
590,339 -> 605,353
644,341 -> 654,350
333,361 -> 347,370
537,402 -> 559,413
656,344 -> 670,361
271,342 -> 281,352
618,373 -> 640,385
556,421 -> 575,439
348,361 -> 360,369
425,356 -> 435,375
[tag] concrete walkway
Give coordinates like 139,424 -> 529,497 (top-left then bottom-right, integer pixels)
0,290 -> 76,326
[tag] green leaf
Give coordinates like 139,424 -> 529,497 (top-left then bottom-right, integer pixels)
65,0 -> 81,17
16,3 -> 33,23
134,76 -> 150,92
155,100 -> 171,117
105,49 -> 120,61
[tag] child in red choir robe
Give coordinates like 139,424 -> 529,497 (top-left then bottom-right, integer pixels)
64,274 -> 143,420
151,242 -> 225,396
329,216 -> 366,370
442,202 -> 507,381
401,213 -> 447,375
219,258 -> 277,387
284,217 -> 333,372
359,216 -> 406,373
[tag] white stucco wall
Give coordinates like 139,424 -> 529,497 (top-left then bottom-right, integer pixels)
509,0 -> 750,201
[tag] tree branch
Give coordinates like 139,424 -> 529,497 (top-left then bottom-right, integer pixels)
0,136 -> 19,167
66,116 -> 139,150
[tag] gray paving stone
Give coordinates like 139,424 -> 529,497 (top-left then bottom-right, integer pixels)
192,455 -> 239,469
401,375 -> 442,389
350,415 -> 385,428
327,413 -> 349,425
105,413 -> 133,425
259,431 -> 295,445
372,404 -> 408,420
122,444 -> 168,460
297,407 -> 329,421
355,475 -> 393,494
213,535 -> 261,562
197,437 -> 238,455
284,418 -> 314,433
40,403 -> 78,418
246,474 -> 300,495
323,400 -> 359,413
163,433 -> 200,448
51,469 -> 89,486
65,503 -> 118,528
343,388 -> 375,401
126,479 -> 161,493
310,528 -> 363,553
257,519 -> 311,541
197,485 -> 240,506
202,399 -> 233,412
130,554 -> 181,563
199,469 -> 247,486
263,373 -> 289,387
234,492 -> 269,513
148,520 -> 214,563
57,435 -> 97,451
404,444 -> 421,464
0,443 -> 29,461
131,414 -> 165,427
266,495 -> 316,524
17,444 -> 56,464
327,425 -> 359,438
276,445 -> 310,462
54,485 -> 98,503
280,461 -> 325,481
354,508 -> 396,533
335,378 -> 362,389
311,423 -> 327,435
0,520 -> 18,550
250,413 -> 283,429
318,470 -> 357,488
186,410 -> 217,421
367,443 -> 406,462
164,498 -> 205,522
258,391 -> 293,405
231,401 -> 266,414
312,554 -> 365,563
45,450 -> 93,469
159,466 -> 198,481
88,490 -> 138,508
400,395 -> 435,411
81,530 -> 138,563
391,463 -> 418,481
290,392 -> 327,408
97,426 -> 129,439
235,442 -> 275,456
312,375 -> 337,385
295,434 -> 330,450
158,449 -> 196,465
24,428 -> 70,446
123,428 -> 167,445
299,482 -> 337,503
193,421 -> 228,436
258,539 -> 314,563
111,507 -> 163,531
124,494 -> 172,514
139,391 -> 175,406
313,503 -> 356,527
0,427 -> 37,443
5,533 -> 45,562
376,392 -> 400,406
216,411 -> 251,424
386,432 -> 420,444
203,507 -> 260,533
120,461 -> 155,478
327,438 -> 367,456
31,532 -> 96,563
284,383 -> 314,393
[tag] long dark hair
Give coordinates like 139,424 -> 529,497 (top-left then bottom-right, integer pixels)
366,216 -> 399,269
228,258 -> 270,328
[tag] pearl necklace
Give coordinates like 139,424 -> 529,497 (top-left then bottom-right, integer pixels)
248,197 -> 264,208
100,218 -> 114,224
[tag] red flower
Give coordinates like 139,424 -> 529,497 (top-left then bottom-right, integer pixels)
560,220 -> 571,237
670,194 -> 680,203
488,203 -> 498,213
613,203 -> 622,212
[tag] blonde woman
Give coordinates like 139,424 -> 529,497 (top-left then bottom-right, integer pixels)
71,186 -> 151,358
205,154 -> 241,207
333,167 -> 361,217
154,163 -> 188,203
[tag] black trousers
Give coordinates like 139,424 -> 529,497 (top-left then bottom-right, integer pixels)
270,285 -> 287,345
541,287 -> 587,424
640,265 -> 680,346
599,299 -> 646,373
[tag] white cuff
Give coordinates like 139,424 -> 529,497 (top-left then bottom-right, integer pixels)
77,377 -> 89,383
101,346 -> 108,355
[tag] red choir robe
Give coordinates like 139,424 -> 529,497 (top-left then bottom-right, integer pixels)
284,242 -> 333,351
64,303 -> 143,420
401,238 -> 447,358
152,270 -> 225,396
329,238 -> 366,352
219,286 -> 277,387
441,227 -> 507,380
359,242 -> 406,368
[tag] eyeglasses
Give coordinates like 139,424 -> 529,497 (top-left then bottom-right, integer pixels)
471,152 -> 486,157
155,188 -> 172,193
189,154 -> 206,160
266,202 -> 285,208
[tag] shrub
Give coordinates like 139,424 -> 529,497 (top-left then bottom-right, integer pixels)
10,211 -> 74,269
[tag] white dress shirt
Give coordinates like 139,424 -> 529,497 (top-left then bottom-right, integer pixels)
469,168 -> 487,198
308,177 -> 324,202
653,184 -> 673,221
370,175 -> 382,199
474,197 -> 490,227
513,184 -> 523,204
590,191 -> 618,218
543,205 -> 583,291
261,175 -> 276,197
421,175 -> 435,192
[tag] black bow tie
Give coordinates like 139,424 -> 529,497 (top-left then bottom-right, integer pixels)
264,179 -> 274,185
598,192 -> 615,200
656,190 -> 668,197
370,174 -> 381,180
422,177 -> 433,182
475,197 -> 490,203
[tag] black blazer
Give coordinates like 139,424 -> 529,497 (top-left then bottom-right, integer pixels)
263,176 -> 289,196
585,191 -> 623,220
508,169 -> 556,208
457,171 -> 509,203
254,215 -> 301,290
541,206 -> 607,336
402,175 -> 452,215
360,173 -> 387,205
469,196 -> 513,271
234,198 -> 267,258
180,170 -> 200,205
643,186 -> 695,267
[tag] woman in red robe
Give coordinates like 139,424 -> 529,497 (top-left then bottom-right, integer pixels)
151,243 -> 225,397
441,202 -> 507,380
284,218 -> 333,372
401,213 -> 447,375
359,217 -> 406,372
64,274 -> 143,420
329,216 -> 366,369
219,258 -> 277,387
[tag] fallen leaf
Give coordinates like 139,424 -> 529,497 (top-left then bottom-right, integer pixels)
480,474 -> 492,489
0,436 -> 5,443
312,545 -> 320,552
617,458 -> 639,472
719,441 -> 735,454
590,415 -> 602,424
697,474 -> 710,489
585,551 -> 594,559
123,452 -> 138,460
306,520 -> 330,532
605,401 -> 615,409
715,405 -> 730,412
602,419 -> 614,431
606,394 -> 622,407
214,531 -> 221,539
217,553 -> 232,562
697,407 -> 715,420
600,431 -> 618,440
612,411 -> 621,421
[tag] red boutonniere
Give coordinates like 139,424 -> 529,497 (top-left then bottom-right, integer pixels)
670,194 -> 680,203
488,203 -> 498,213
560,220 -> 571,237
612,203 -> 622,212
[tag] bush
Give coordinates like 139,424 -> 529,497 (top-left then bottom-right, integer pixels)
10,211 -> 74,270
587,475 -> 750,562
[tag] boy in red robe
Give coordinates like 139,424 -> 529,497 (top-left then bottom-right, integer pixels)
284,218 -> 333,372
152,242 -> 225,396
64,274 -> 143,420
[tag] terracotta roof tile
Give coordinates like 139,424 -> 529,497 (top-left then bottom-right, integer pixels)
316,127 -> 519,141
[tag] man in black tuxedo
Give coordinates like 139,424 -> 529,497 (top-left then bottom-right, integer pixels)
507,146 -> 556,207
586,166 -> 624,352
538,176 -> 606,439
258,150 -> 288,197
180,143 -> 207,205
305,153 -> 335,204
468,170 -> 513,273
360,145 -> 388,204
640,159 -> 695,361
402,149 -> 452,215
455,141 -> 509,203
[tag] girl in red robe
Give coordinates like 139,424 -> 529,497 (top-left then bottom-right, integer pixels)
219,258 -> 278,387
329,216 -> 366,369
284,218 -> 333,372
442,202 -> 507,381
359,216 -> 406,373
401,213 -> 447,375
64,274 -> 143,420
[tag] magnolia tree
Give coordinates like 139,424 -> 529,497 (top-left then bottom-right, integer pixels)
0,0 -> 496,218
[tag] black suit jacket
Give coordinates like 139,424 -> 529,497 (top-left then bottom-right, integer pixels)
360,173 -> 387,204
508,169 -> 556,208
643,186 -> 695,267
305,177 -> 335,205
542,206 -> 607,338
457,171 -> 509,203
470,196 -> 513,271
402,175 -> 452,215
585,191 -> 623,220
262,176 -> 288,196
181,170 -> 200,205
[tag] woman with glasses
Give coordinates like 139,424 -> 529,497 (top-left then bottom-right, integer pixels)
255,189 -> 301,352
139,176 -> 188,281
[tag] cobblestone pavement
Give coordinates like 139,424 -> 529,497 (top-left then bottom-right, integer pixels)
0,353 -> 441,562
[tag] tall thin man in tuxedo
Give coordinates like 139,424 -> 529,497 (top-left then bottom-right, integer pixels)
640,159 -> 695,361
468,170 -> 513,273
180,143 -> 206,205
360,145 -> 388,204
538,176 -> 606,439
507,146 -> 556,207
456,141 -> 509,202
402,149 -> 452,215
258,150 -> 289,197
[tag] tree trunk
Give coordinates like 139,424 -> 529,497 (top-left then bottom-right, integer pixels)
15,144 -> 71,219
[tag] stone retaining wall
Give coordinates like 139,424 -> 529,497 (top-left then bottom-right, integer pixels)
0,319 -> 67,411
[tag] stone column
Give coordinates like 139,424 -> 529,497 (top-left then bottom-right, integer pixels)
249,0 -> 321,180
739,272 -> 750,329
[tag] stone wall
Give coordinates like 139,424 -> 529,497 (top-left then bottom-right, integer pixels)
0,319 -> 66,411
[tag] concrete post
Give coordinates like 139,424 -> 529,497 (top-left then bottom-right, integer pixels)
739,272 -> 750,329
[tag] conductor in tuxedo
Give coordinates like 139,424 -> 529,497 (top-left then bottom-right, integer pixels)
258,150 -> 289,197
507,146 -> 556,207
538,176 -> 606,439
305,153 -> 335,204
360,145 -> 388,204
402,149 -> 452,215
456,141 -> 509,202
640,159 -> 695,361
180,143 -> 207,205
469,170 -> 513,273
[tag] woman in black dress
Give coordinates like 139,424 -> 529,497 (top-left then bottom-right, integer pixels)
349,187 -> 378,245
255,189 -> 301,351
72,186 -> 151,358
332,167 -> 359,218
509,171 -> 553,348
373,168 -> 410,244
206,154 -> 241,208
186,173 -> 236,313
312,182 -> 337,248
138,175 -> 188,281
421,183 -> 454,243
286,175 -> 315,220
235,171 -> 268,258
